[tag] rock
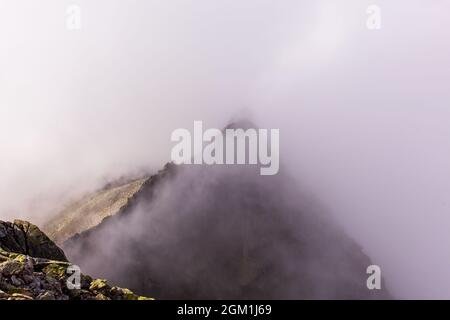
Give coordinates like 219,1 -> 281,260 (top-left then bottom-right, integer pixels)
0,223 -> 153,300
80,274 -> 93,289
0,220 -> 153,300
8,287 -> 34,296
0,289 -> 9,300
61,162 -> 392,299
0,260 -> 23,276
29,278 -> 41,290
0,220 -> 67,261
95,293 -> 110,300
8,293 -> 33,300
22,274 -> 34,284
78,290 -> 97,300
37,291 -> 55,300
10,275 -> 23,286
22,256 -> 34,274
43,178 -> 149,244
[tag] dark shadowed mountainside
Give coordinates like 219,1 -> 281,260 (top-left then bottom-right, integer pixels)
59,162 -> 391,299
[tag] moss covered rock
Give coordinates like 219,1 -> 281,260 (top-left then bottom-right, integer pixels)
0,220 -> 67,261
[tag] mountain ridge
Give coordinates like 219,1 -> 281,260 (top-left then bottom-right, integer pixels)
43,177 -> 150,244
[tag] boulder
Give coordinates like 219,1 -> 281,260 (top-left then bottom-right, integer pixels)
0,220 -> 67,261
0,220 -> 153,301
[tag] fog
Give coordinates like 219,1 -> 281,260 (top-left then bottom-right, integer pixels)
1,0 -> 450,298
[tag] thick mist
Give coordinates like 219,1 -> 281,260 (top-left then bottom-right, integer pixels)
63,163 -> 390,299
1,0 -> 450,298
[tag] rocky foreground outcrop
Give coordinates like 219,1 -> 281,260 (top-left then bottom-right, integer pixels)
43,178 -> 148,244
0,220 -> 152,300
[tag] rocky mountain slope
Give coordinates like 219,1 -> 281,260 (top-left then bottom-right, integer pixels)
53,162 -> 391,299
43,178 -> 148,244
0,220 -> 152,300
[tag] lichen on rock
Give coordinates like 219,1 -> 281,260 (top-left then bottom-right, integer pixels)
0,220 -> 67,261
0,220 -> 153,301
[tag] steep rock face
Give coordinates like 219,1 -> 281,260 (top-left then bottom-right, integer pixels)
43,178 -> 148,244
0,220 -> 153,300
0,220 -> 67,261
62,163 -> 392,299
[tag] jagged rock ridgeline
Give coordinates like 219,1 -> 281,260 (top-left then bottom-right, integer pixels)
0,220 -> 153,300
59,163 -> 392,299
